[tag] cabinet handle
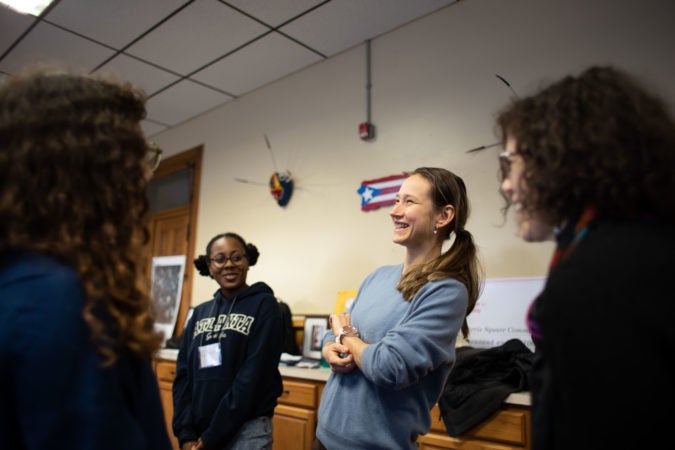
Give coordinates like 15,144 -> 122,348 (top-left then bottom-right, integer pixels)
283,390 -> 290,395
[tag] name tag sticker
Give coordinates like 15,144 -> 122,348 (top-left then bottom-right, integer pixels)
198,341 -> 221,369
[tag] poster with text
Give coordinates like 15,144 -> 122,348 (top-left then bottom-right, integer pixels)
466,277 -> 545,352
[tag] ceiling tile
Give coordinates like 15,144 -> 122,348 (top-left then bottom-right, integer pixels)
0,21 -> 115,74
227,0 -> 324,27
0,5 -> 35,57
141,120 -> 169,138
281,0 -> 457,56
145,79 -> 233,126
97,53 -> 181,96
0,0 -> 457,133
192,32 -> 322,96
125,0 -> 268,75
44,0 -> 188,49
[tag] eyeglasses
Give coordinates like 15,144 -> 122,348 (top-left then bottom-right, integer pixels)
146,141 -> 163,171
209,253 -> 247,266
499,150 -> 518,177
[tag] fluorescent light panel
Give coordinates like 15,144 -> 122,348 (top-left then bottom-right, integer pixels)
0,0 -> 55,16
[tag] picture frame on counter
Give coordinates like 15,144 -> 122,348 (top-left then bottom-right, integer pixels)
302,315 -> 329,360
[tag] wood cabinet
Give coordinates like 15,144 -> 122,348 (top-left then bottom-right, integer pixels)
418,404 -> 531,450
154,359 -> 180,450
272,377 -> 324,450
152,358 -> 324,450
154,358 -> 530,450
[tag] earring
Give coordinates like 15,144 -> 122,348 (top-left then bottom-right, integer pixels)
433,227 -> 438,235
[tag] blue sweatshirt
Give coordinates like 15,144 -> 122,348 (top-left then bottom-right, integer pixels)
172,282 -> 284,449
316,264 -> 467,450
0,251 -> 171,450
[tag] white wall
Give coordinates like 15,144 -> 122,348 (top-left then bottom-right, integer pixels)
153,0 -> 675,314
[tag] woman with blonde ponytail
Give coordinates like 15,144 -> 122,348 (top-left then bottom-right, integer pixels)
314,167 -> 482,450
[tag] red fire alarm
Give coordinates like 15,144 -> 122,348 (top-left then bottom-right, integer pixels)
359,122 -> 375,141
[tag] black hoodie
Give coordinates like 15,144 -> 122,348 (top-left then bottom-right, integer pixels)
172,282 -> 283,448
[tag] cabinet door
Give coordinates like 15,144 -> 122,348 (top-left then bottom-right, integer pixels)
158,380 -> 180,450
426,405 -> 530,449
279,379 -> 317,408
156,361 -> 180,450
418,432 -> 523,450
272,404 -> 316,450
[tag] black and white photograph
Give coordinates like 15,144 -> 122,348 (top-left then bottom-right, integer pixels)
151,255 -> 186,347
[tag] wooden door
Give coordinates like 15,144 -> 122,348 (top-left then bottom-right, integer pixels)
148,205 -> 190,257
146,145 -> 202,340
147,205 -> 191,333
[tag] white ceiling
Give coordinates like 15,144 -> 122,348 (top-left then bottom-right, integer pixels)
0,0 -> 457,137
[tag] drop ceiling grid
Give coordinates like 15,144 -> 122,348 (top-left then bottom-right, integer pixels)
0,0 -> 457,136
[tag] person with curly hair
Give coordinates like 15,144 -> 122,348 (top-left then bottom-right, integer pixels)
0,67 -> 171,449
314,167 -> 482,449
496,66 -> 675,449
173,232 -> 284,450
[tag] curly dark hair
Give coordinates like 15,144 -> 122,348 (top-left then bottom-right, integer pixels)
496,66 -> 675,225
0,67 -> 162,364
396,167 -> 482,338
193,232 -> 260,277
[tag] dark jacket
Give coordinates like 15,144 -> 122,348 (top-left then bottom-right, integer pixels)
529,220 -> 675,449
279,300 -> 300,355
0,251 -> 171,450
438,338 -> 533,437
172,282 -> 284,449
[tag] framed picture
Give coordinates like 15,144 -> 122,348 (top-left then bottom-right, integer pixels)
302,315 -> 329,360
150,255 -> 186,347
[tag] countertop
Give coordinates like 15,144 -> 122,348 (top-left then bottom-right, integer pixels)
157,348 -> 179,360
155,348 -> 531,406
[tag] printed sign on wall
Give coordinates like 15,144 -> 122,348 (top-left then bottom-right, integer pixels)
467,277 -> 546,351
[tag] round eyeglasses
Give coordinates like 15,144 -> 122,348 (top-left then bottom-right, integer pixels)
146,141 -> 163,171
209,254 -> 247,266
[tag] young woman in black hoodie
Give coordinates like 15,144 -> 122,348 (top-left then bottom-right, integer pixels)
173,232 -> 284,450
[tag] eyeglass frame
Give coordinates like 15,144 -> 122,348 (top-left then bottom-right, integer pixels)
498,150 -> 521,177
209,253 -> 248,266
146,141 -> 163,172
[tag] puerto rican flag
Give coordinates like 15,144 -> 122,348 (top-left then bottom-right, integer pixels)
357,172 -> 409,211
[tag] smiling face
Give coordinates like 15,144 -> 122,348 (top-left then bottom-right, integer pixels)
208,236 -> 250,298
500,137 -> 554,242
390,173 -> 440,250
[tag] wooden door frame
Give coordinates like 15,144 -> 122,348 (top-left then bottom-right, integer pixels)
148,144 -> 203,338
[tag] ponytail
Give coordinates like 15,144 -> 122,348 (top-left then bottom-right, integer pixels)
395,167 -> 482,339
396,227 -> 481,339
